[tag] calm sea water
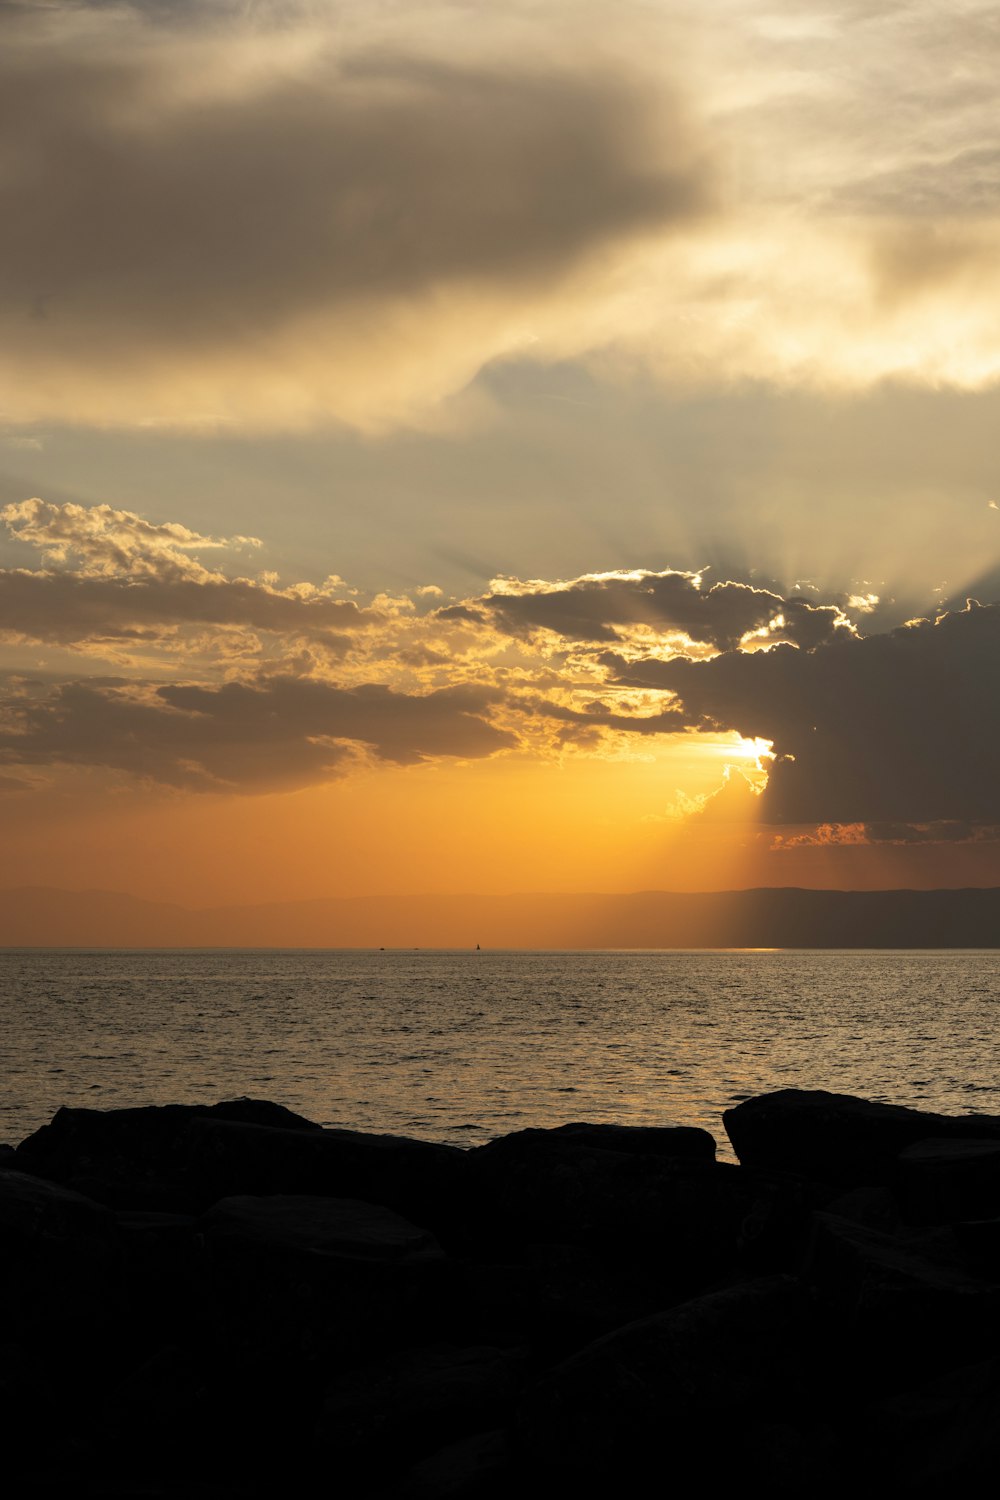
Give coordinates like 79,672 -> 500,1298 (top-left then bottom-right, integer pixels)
1,949 -> 998,1158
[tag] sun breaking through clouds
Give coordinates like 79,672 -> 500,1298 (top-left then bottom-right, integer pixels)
2,500 -> 998,861
2,1 -> 1000,906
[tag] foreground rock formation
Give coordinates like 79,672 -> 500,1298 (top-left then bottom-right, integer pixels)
5,1090 -> 1000,1495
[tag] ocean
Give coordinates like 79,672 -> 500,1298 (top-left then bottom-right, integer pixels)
2,948 -> 998,1157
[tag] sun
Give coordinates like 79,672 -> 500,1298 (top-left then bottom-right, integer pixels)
734,736 -> 776,772
703,732 -> 776,779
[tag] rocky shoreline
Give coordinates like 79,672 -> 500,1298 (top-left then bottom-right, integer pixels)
5,1089 -> 1000,1495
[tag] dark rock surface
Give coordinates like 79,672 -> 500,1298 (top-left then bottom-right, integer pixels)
514,1273 -> 813,1486
316,1344 -> 524,1494
896,1137 -> 1000,1223
724,1088 -> 1000,1185
15,1101 -> 467,1220
514,1120 -> 717,1160
201,1192 -> 444,1264
869,1357 -> 1000,1493
8,1087 -> 1000,1496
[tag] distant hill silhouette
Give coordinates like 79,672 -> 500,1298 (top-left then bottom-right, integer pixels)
0,885 -> 998,948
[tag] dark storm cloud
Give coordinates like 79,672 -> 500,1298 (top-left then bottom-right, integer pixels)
0,675 -> 514,791
0,24 -> 705,351
435,605 -> 487,627
604,603 -> 1000,826
468,571 -> 852,652
0,569 -> 368,649
863,820 -> 983,843
528,695 -> 689,738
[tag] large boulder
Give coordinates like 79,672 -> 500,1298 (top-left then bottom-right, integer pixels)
15,1102 -> 467,1227
0,1170 -> 131,1489
199,1195 -> 449,1362
724,1091 -> 1000,1187
954,1215 -> 1000,1269
896,1138 -> 1000,1224
516,1122 -> 716,1161
456,1129 -> 751,1295
0,1168 -> 120,1326
444,1240 -> 679,1356
804,1211 -> 1000,1381
95,1336 -> 331,1496
398,1429 -> 510,1499
200,1193 -> 443,1266
203,1098 -> 323,1131
515,1274 -> 815,1487
114,1208 -> 207,1337
314,1344 -> 525,1487
868,1357 -> 1000,1493
0,1165 -> 114,1251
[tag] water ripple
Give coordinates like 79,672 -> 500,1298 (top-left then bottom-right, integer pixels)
0,948 -> 997,1159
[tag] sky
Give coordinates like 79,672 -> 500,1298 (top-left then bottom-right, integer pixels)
2,0 -> 1000,911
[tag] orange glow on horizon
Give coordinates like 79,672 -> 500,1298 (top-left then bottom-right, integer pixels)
2,734 -> 997,935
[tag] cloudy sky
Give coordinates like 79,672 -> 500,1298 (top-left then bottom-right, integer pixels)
2,0 -> 999,908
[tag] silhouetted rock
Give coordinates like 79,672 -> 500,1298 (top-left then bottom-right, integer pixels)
13,1088 -> 1000,1495
113,1208 -> 208,1351
0,1167 -> 120,1328
200,1097 -> 323,1131
0,1164 -> 114,1249
101,1345 -> 215,1478
896,1137 -> 1000,1224
442,1242 -> 675,1358
94,1335 -> 326,1497
200,1194 -> 451,1365
733,1169 -> 824,1272
724,1089 -> 1000,1187
397,1429 -> 510,1499
822,1182 -> 903,1234
869,1357 -> 1000,1493
315,1344 -> 525,1489
458,1131 -> 752,1293
954,1215 -> 1000,1268
512,1121 -> 716,1160
116,1207 -> 201,1260
804,1210 -> 1000,1380
15,1103 -> 467,1224
201,1193 -> 443,1264
515,1274 -> 812,1487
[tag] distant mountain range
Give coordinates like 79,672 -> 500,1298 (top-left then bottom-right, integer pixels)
1,885 -> 998,949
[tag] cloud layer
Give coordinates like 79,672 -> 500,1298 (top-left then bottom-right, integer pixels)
0,499 -> 373,660
2,498 -> 998,833
4,1 -> 1000,429
0,676 -> 512,792
456,569 -> 854,652
2,498 -> 261,580
606,604 -> 1000,826
0,2 -> 704,427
